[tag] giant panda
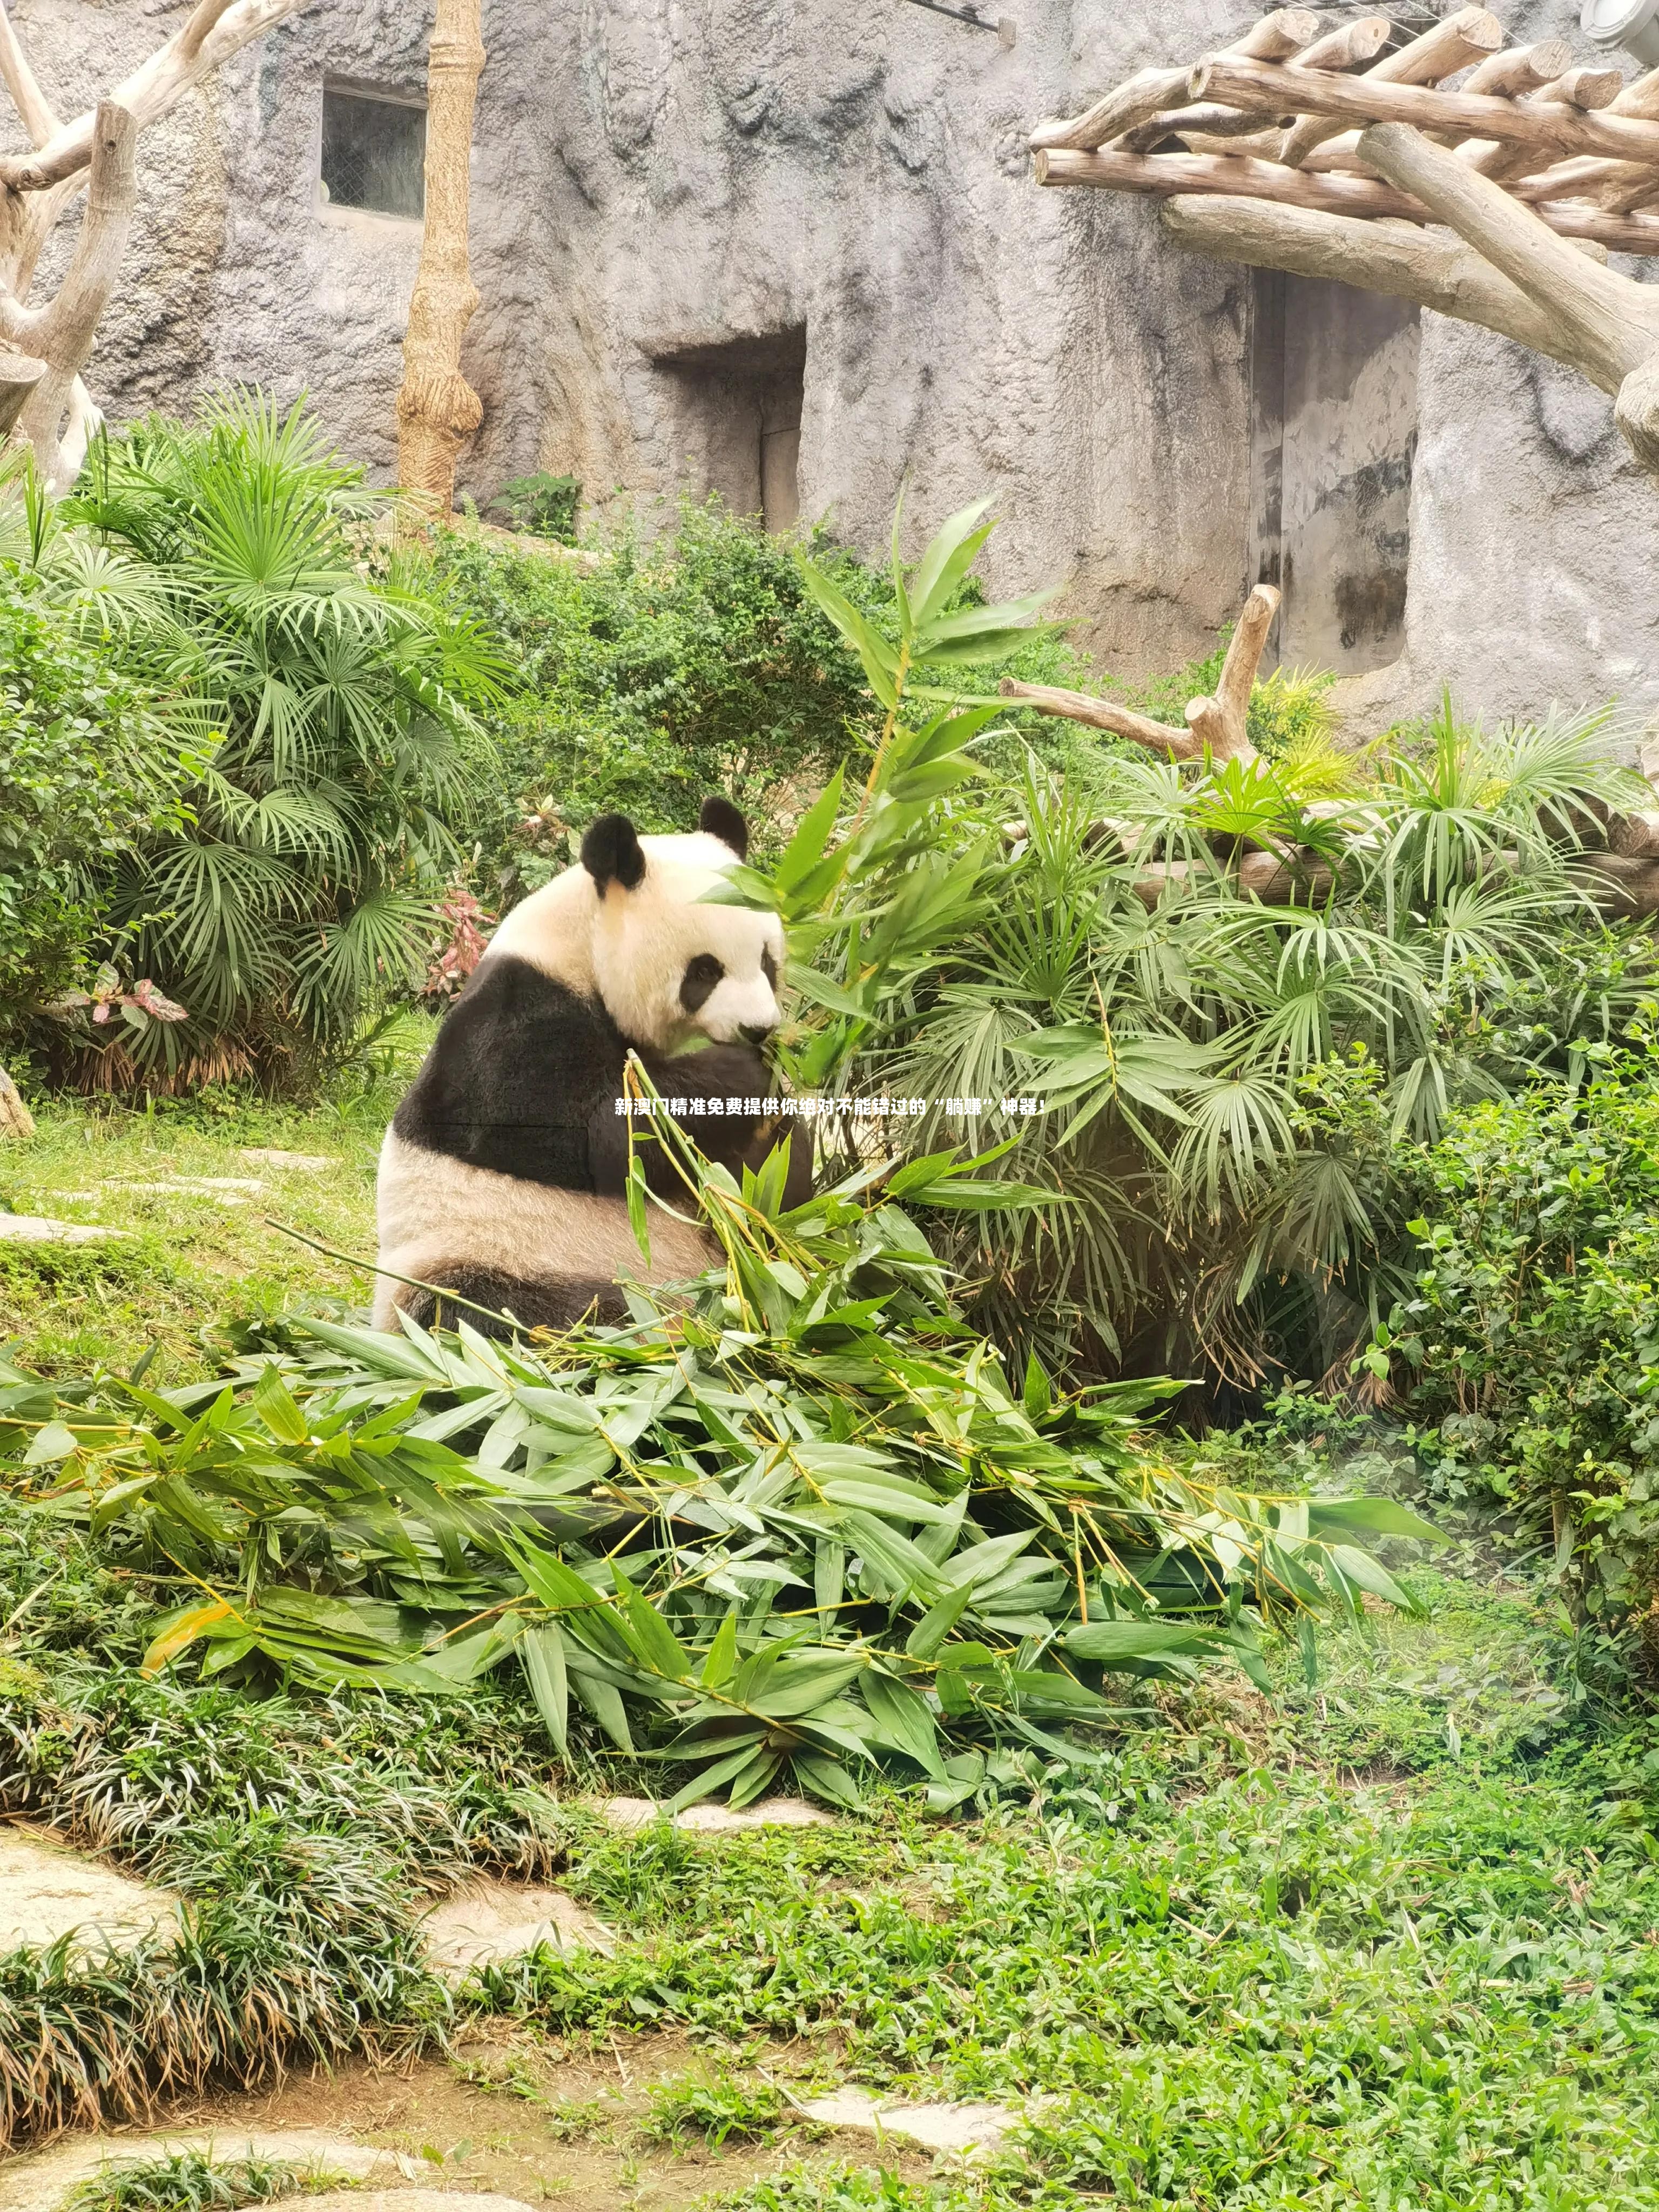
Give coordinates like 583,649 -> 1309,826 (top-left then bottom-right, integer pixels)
375,796 -> 808,1337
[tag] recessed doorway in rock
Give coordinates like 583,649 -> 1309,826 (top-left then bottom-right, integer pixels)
1247,273 -> 1419,676
651,329 -> 805,534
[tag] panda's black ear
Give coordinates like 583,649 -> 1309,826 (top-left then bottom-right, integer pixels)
699,794 -> 749,861
582,813 -> 647,893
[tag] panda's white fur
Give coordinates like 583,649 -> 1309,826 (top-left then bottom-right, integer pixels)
373,1139 -> 718,1330
374,812 -> 792,1334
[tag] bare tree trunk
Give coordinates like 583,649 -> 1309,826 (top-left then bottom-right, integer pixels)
0,1065 -> 33,1138
13,102 -> 136,491
396,0 -> 487,520
0,0 -> 307,491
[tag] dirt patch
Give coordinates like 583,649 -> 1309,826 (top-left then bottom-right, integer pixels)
79,2035 -> 938,2212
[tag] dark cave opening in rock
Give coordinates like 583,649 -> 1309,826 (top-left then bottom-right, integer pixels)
650,327 -> 806,533
1249,272 -> 1420,677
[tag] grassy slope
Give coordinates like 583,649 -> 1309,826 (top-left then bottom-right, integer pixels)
0,1031 -> 429,1378
3,1090 -> 1659,2208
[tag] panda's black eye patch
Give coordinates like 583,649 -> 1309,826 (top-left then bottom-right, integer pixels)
761,947 -> 778,989
680,953 -> 725,1013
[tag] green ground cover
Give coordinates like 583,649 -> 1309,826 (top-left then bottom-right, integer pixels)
4,1094 -> 1659,2210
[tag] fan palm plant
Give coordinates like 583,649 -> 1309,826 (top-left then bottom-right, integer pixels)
766,505 -> 1653,1391
37,392 -> 504,1088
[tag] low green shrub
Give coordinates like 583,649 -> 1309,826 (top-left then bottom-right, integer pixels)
428,497 -> 1084,893
1386,1049 -> 1659,1655
0,567 -> 181,1047
44,392 -> 502,1092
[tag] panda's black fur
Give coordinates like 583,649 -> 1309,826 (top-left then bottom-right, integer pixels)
375,798 -> 806,1338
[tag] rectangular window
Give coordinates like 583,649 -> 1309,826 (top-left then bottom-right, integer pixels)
320,85 -> 426,219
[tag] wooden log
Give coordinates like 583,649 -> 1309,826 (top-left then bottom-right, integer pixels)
1035,144 -> 1659,249
1459,41 -> 1573,100
1293,19 -> 1394,75
1035,145 -> 1429,223
0,3 -> 59,147
1571,852 -> 1659,916
1193,56 -> 1659,168
1216,583 -> 1279,746
1607,809 -> 1659,859
0,1065 -> 33,1139
395,0 -> 487,518
1359,121 -> 1659,391
1538,69 -> 1627,111
1468,69 -> 1631,184
999,676 -> 1202,758
1278,6 -> 1502,168
1121,17 -> 1391,156
1228,9 -> 1321,64
1031,9 -> 1320,153
1160,193 -> 1629,382
12,102 -> 136,491
1611,65 -> 1659,120
1132,851 -> 1336,908
1030,66 -> 1191,154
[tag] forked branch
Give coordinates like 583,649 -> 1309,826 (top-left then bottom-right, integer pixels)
1002,583 -> 1281,766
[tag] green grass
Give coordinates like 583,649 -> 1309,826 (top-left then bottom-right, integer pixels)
65,2152 -> 316,2212
0,1026 -> 428,1379
4,1083 -> 1659,2206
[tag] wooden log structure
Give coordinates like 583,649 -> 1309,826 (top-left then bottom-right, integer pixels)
1024,9 -> 1659,481
997,584 -> 1659,918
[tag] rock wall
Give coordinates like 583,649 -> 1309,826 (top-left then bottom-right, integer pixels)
12,0 -> 1659,717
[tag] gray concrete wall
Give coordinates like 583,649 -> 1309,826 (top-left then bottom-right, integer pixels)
13,0 -> 1659,721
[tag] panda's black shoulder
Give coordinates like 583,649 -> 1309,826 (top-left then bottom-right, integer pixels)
393,953 -> 623,1188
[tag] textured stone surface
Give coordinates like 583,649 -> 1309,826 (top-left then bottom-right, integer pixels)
240,1149 -> 339,1171
800,2089 -> 1020,2153
602,1794 -> 834,1831
0,2132 -> 409,2212
419,1879 -> 610,1976
0,1825 -> 179,1954
0,1216 -> 129,1245
15,0 -> 1657,717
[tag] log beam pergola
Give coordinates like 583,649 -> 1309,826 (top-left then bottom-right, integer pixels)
1028,6 -> 1659,480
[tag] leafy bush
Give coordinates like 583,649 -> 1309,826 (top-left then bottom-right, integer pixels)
644,2069 -> 788,2145
1386,1051 -> 1659,1650
0,563 -> 181,1046
482,471 -> 581,542
38,392 -> 503,1090
65,2150 -> 311,2212
427,498 -> 1081,895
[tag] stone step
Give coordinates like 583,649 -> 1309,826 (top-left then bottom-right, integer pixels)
0,1217 -> 129,1245
0,2130 -> 404,2212
601,1795 -> 834,1832
0,1825 -> 178,1954
417,1878 -> 611,1979
798,2089 -> 1022,2154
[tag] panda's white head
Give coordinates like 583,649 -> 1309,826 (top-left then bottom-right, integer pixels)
488,796 -> 785,1053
